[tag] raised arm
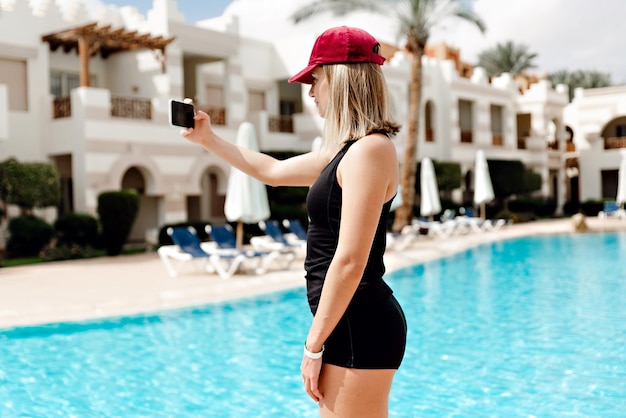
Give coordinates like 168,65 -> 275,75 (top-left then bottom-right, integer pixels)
181,106 -> 328,187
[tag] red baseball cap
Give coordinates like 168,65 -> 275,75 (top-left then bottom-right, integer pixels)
288,26 -> 386,84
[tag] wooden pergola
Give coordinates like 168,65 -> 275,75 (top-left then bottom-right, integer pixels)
42,22 -> 175,87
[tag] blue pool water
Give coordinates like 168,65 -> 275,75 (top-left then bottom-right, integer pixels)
1,232 -> 625,417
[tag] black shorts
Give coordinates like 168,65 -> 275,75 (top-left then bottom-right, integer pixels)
323,294 -> 407,369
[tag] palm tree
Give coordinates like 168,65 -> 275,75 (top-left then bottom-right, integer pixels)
291,0 -> 485,231
549,69 -> 612,101
476,41 -> 537,78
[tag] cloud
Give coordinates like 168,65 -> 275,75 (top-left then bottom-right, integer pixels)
430,0 -> 626,83
225,0 -> 626,84
28,0 -> 625,84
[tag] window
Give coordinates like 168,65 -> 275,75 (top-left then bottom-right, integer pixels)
458,99 -> 473,143
280,100 -> 296,116
490,105 -> 503,146
50,72 -> 84,98
0,57 -> 28,111
425,101 -> 435,142
248,90 -> 266,112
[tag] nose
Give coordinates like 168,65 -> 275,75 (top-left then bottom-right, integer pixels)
308,84 -> 314,97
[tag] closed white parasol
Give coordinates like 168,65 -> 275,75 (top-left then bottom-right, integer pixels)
420,157 -> 441,218
224,122 -> 270,249
474,150 -> 495,219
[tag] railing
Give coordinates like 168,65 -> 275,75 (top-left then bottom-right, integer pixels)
605,136 -> 626,149
111,96 -> 152,120
460,130 -> 473,143
425,128 -> 434,142
492,133 -> 503,146
269,115 -> 294,133
53,96 -> 71,119
199,106 -> 226,125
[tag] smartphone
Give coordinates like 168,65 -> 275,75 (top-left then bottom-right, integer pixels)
169,99 -> 195,128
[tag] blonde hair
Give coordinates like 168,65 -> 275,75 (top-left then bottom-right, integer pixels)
320,62 -> 400,153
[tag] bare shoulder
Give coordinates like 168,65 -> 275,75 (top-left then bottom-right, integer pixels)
345,134 -> 397,163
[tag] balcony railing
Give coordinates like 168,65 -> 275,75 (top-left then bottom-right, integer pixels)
269,115 -> 294,133
111,96 -> 152,120
199,106 -> 226,125
460,130 -> 473,143
53,96 -> 71,119
605,136 -> 626,149
492,133 -> 503,146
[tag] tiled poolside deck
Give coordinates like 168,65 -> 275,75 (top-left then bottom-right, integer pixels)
1,217 -> 624,329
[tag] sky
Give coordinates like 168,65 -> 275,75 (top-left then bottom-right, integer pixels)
47,0 -> 626,84
99,0 -> 232,19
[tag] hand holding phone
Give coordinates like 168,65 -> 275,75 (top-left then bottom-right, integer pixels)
169,99 -> 195,128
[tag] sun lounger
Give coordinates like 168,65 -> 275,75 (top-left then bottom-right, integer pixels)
598,201 -> 626,220
158,226 -> 246,279
252,220 -> 305,258
282,219 -> 308,242
207,224 -> 295,270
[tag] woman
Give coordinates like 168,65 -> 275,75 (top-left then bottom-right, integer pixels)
181,26 -> 407,417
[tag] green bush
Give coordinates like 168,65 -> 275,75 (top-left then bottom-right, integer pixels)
494,209 -> 515,222
97,190 -> 139,256
40,243 -> 97,261
264,151 -> 310,229
6,215 -> 53,257
439,198 -> 463,215
562,200 -> 580,215
414,160 -> 462,195
580,199 -> 604,216
54,212 -> 99,247
509,197 -> 556,218
0,158 -> 61,210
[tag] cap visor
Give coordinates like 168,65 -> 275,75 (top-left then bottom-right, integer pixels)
288,64 -> 316,84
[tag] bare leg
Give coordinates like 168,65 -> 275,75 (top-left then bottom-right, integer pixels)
318,363 -> 396,418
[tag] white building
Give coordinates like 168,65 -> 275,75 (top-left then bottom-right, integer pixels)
0,0 -> 622,245
564,85 -> 626,202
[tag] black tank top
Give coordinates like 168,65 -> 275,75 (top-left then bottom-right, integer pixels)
305,139 -> 393,314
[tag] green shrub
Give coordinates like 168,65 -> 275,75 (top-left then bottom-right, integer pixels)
6,215 -> 53,257
41,243 -> 97,261
414,160 -> 462,195
562,200 -> 580,215
580,199 -> 604,216
97,190 -> 139,256
494,209 -> 515,222
54,212 -> 99,247
0,158 -> 61,210
266,185 -> 308,229
509,197 -> 556,218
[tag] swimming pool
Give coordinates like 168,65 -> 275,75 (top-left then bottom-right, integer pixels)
1,232 -> 625,417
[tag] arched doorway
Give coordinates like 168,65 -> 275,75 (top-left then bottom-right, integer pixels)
547,119 -> 559,150
600,116 -> 626,149
564,126 -> 579,204
187,167 -> 226,222
121,166 -> 159,243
